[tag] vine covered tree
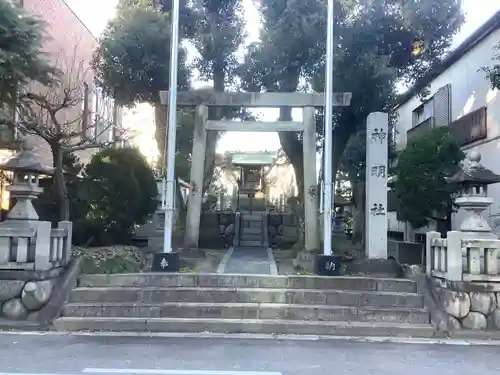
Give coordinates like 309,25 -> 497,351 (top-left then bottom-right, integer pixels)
393,127 -> 464,229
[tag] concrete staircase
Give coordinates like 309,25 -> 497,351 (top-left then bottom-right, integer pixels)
238,196 -> 266,212
239,212 -> 266,248
53,273 -> 435,337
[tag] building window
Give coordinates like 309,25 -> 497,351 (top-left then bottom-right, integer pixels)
412,99 -> 434,127
411,84 -> 451,128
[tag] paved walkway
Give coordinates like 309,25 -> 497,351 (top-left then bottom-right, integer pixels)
218,247 -> 278,274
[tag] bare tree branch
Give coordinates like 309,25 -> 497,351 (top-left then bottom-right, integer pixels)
6,45 -> 128,221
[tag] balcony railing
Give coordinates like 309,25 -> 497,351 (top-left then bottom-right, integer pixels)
449,106 -> 487,147
407,117 -> 435,142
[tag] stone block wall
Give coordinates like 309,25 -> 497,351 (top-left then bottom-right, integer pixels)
267,213 -> 299,248
198,212 -> 235,249
0,280 -> 53,320
0,268 -> 62,321
433,279 -> 500,331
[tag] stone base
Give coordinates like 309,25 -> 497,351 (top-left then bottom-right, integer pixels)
460,231 -> 499,240
344,258 -> 403,277
315,255 -> 342,276
151,252 -> 180,272
293,250 -> 318,272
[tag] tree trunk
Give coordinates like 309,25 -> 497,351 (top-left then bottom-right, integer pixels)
278,107 -> 304,204
202,62 -> 225,195
202,131 -> 218,194
51,145 -> 69,222
331,126 -> 351,186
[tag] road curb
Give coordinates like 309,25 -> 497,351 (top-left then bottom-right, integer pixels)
3,330 -> 500,346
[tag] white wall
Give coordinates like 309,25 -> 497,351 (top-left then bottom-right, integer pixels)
394,28 -> 500,234
387,212 -> 405,232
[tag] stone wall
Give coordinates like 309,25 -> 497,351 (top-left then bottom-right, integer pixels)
431,277 -> 500,331
0,260 -> 81,325
0,267 -> 61,321
0,279 -> 53,320
198,212 -> 235,249
267,213 -> 299,248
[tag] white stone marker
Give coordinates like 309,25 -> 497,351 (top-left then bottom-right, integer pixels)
365,112 -> 389,259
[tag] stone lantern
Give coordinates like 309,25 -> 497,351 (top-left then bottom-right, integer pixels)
0,138 -> 53,228
447,151 -> 500,239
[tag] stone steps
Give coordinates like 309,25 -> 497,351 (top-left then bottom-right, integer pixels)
241,227 -> 262,235
240,232 -> 263,240
62,302 -> 430,324
239,240 -> 262,247
241,221 -> 261,229
68,287 -> 423,308
241,214 -> 262,222
77,274 -> 417,293
53,273 -> 432,337
53,317 -> 435,337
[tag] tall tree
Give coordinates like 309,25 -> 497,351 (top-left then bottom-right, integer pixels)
92,3 -> 190,164
93,0 -> 246,195
187,0 -> 246,191
239,0 -> 464,206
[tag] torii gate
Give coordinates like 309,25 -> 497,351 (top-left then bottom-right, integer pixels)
159,91 -> 352,252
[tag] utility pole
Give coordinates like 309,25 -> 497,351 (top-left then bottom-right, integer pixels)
322,0 -> 335,256
162,0 -> 181,253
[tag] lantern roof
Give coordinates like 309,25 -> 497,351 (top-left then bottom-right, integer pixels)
447,151 -> 500,185
0,138 -> 53,175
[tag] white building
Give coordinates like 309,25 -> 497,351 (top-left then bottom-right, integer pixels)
391,10 -> 500,241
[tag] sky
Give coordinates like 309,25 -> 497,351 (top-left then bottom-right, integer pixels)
65,0 -> 500,153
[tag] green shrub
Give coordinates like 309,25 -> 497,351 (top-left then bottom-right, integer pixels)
82,147 -> 158,246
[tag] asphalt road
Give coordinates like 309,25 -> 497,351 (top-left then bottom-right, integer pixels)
0,333 -> 499,375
